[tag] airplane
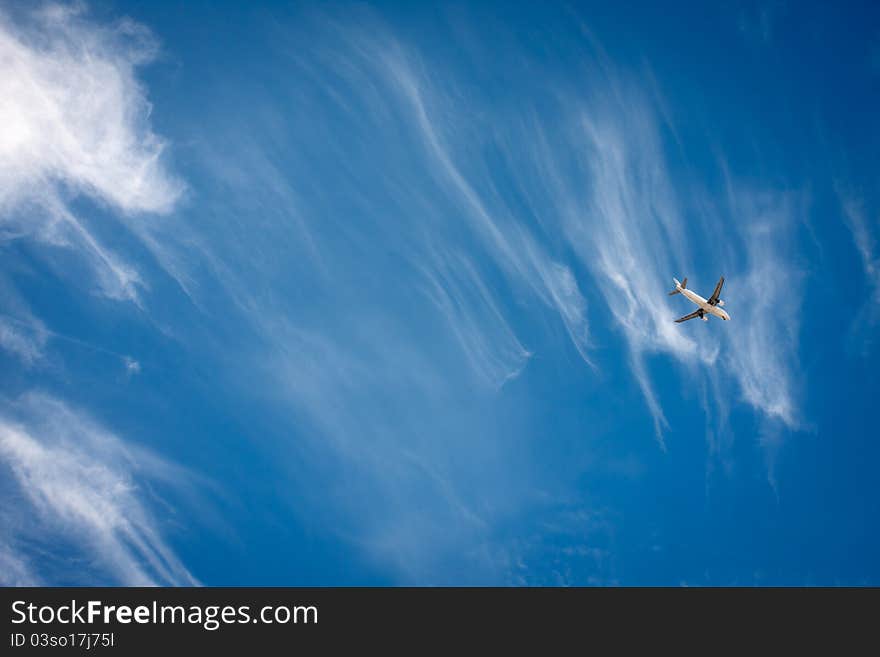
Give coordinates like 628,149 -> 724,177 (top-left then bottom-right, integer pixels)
668,276 -> 730,323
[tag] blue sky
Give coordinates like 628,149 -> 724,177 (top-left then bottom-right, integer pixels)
0,0 -> 878,585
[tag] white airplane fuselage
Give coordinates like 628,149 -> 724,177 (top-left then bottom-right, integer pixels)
679,286 -> 730,321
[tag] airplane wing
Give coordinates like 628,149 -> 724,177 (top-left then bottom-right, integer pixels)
674,310 -> 702,323
707,276 -> 724,305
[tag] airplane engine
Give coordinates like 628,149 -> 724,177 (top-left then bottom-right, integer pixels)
716,299 -> 725,307
701,315 -> 709,322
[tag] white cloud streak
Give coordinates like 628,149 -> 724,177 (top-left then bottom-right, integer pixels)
841,198 -> 879,288
516,75 -> 805,440
0,539 -> 40,586
839,191 -> 880,350
0,278 -> 48,365
381,52 -> 594,368
0,394 -> 197,586
559,96 -> 706,442
0,316 -> 47,366
417,249 -> 532,388
722,190 -> 803,428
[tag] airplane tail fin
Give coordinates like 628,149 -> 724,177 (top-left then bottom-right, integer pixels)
668,277 -> 687,296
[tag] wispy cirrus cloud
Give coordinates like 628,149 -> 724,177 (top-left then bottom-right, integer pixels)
0,278 -> 47,365
417,249 -> 532,388
0,542 -> 39,586
558,93 -> 704,443
0,393 -> 197,586
721,188 -> 805,429
379,47 -> 594,368
516,72 -> 805,447
838,190 -> 880,351
0,3 -> 183,303
0,315 -> 47,366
